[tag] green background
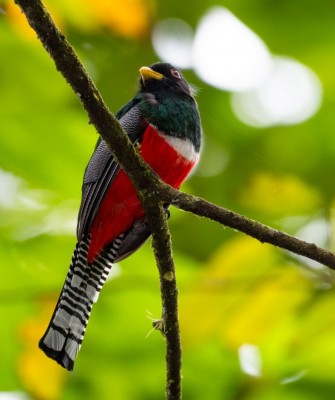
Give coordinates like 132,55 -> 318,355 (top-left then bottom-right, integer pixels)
1,0 -> 335,399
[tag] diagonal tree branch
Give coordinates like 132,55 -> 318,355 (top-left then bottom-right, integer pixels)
14,0 -> 182,398
159,186 -> 335,269
13,0 -> 335,399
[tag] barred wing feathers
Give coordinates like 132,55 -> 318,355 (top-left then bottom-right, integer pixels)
77,99 -> 146,239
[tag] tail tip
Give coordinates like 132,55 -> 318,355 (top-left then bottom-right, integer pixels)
39,339 -> 75,371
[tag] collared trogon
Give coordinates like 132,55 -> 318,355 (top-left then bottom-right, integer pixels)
39,62 -> 202,370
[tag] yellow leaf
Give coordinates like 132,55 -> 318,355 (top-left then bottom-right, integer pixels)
84,0 -> 154,38
180,236 -> 313,349
223,266 -> 312,347
6,0 -> 154,39
240,172 -> 320,215
5,1 -> 63,42
18,297 -> 67,400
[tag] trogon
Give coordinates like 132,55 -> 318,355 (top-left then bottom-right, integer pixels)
39,62 -> 202,370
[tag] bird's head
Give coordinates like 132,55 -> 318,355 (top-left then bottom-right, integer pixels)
137,62 -> 201,151
138,62 -> 194,100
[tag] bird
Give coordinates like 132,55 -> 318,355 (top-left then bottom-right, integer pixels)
39,62 -> 202,370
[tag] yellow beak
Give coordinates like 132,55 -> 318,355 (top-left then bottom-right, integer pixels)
139,66 -> 164,81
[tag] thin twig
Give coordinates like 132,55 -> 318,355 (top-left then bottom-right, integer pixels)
141,202 -> 182,399
159,185 -> 335,269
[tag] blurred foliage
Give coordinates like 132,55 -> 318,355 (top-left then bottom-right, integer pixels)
1,0 -> 335,399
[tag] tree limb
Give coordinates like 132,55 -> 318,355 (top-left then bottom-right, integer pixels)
142,202 -> 182,399
160,186 -> 335,269
13,0 -> 335,398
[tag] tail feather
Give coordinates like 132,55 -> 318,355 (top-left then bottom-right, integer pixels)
39,235 -> 123,370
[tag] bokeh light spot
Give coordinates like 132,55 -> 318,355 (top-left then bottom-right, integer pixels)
192,7 -> 272,91
238,343 -> 262,377
152,19 -> 194,69
231,57 -> 323,127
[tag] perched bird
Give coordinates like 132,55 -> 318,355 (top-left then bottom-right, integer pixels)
39,62 -> 202,370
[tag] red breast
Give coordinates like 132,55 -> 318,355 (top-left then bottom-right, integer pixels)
87,125 -> 198,262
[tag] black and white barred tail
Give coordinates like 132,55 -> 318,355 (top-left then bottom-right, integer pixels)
39,234 -> 124,371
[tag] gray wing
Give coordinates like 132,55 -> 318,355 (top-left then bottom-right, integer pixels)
112,203 -> 170,263
76,103 -> 147,239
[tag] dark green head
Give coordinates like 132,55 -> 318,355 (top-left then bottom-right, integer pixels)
139,62 -> 194,99
137,62 -> 201,152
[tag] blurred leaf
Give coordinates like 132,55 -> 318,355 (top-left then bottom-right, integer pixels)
5,0 -> 63,40
84,0 -> 155,38
18,299 -> 67,400
6,0 -> 155,39
239,172 -> 321,216
181,235 -> 335,388
181,236 -> 290,347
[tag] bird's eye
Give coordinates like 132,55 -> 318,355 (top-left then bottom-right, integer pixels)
171,69 -> 181,79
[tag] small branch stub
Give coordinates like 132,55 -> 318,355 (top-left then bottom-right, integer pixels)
153,318 -> 167,337
163,271 -> 175,281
